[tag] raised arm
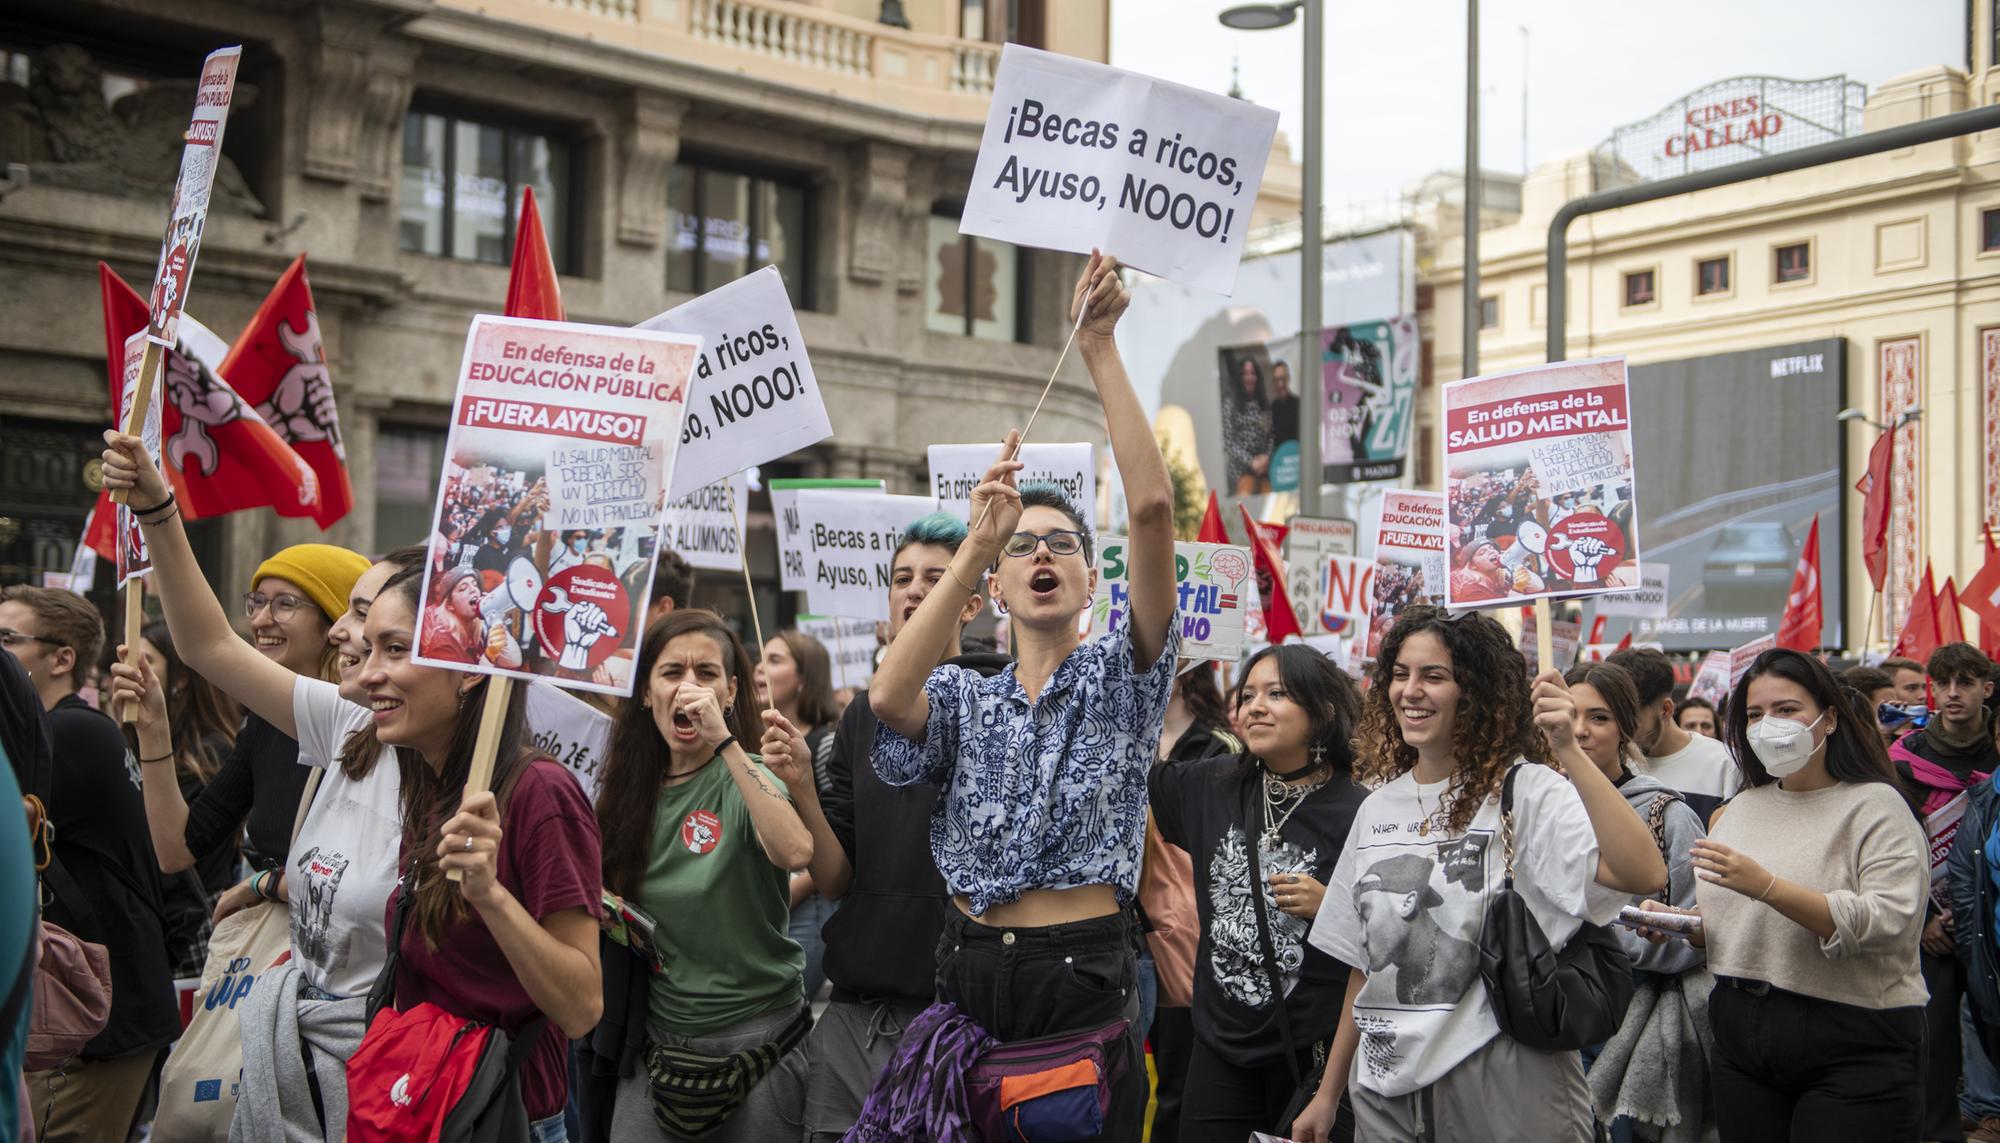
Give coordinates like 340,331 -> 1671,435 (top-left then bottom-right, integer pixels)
762,711 -> 852,899
105,650 -> 200,873
1533,671 -> 1667,895
100,432 -> 301,736
1075,254 -> 1173,671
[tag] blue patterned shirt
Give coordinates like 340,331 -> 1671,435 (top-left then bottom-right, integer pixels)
875,613 -> 1181,915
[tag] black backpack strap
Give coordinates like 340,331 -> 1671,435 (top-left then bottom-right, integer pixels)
366,872 -> 413,1024
1245,833 -> 1304,1094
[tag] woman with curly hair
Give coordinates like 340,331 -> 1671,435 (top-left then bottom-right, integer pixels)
1290,606 -> 1664,1143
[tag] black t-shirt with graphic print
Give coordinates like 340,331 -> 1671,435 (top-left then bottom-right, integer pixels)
1150,752 -> 1366,1068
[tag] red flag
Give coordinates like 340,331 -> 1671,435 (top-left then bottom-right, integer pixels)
1196,490 -> 1228,545
1614,629 -> 1634,652
213,256 -> 353,527
505,187 -> 565,322
99,263 -> 335,527
83,493 -> 117,561
1856,432 -> 1893,593
1964,529 -> 2000,659
1892,561 -> 1941,662
1776,516 -> 1821,651
1938,577 -> 1967,646
1237,503 -> 1302,644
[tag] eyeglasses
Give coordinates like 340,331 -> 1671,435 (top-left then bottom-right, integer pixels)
1002,530 -> 1086,558
243,592 -> 310,622
0,629 -> 64,651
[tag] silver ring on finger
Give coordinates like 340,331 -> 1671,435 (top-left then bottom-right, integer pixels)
463,835 -> 475,853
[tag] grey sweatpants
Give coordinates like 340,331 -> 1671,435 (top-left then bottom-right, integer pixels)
803,998 -> 927,1143
609,1004 -> 809,1143
1349,1034 -> 1593,1143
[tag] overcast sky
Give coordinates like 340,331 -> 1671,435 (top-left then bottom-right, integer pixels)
1111,0 -> 1964,208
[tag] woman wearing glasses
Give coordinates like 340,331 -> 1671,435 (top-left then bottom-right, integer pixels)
863,253 -> 1178,1139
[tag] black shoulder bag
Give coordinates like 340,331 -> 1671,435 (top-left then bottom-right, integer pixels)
1246,833 -> 1330,1136
1477,764 -> 1635,1052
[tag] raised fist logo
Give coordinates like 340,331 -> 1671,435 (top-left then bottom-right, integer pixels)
532,565 -> 630,676
163,345 -> 246,475
1561,535 -> 1613,583
258,312 -> 345,457
1545,512 -> 1625,585
541,587 -> 617,671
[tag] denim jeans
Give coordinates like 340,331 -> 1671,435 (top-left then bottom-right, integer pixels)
1966,999 -> 2000,1121
528,1112 -> 567,1143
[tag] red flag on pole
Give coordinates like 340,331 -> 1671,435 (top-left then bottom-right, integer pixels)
1856,432 -> 1893,593
1938,577 -> 1967,646
1963,529 -> 2000,660
1237,503 -> 1302,644
505,187 -> 565,322
1892,561 -> 1942,662
1776,516 -> 1821,651
1197,489 -> 1228,545
1614,629 -> 1634,652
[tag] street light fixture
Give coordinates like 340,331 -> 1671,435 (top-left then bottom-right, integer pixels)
1219,0 -> 1321,515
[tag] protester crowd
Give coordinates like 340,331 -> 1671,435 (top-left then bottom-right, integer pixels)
5,254 -> 2000,1143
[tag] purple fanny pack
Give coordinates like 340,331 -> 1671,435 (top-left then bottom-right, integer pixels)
964,1018 -> 1129,1143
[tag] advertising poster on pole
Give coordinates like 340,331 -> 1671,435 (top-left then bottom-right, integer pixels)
636,266 -> 832,499
147,47 -> 241,346
772,478 -> 884,591
1283,515 -> 1358,636
1366,489 -> 1447,659
1443,357 -> 1642,609
414,315 -> 699,695
1320,316 -> 1420,484
795,491 -> 940,622
929,443 -> 1096,532
659,478 -> 750,572
960,44 -> 1280,295
1090,535 -> 1249,663
116,330 -> 163,582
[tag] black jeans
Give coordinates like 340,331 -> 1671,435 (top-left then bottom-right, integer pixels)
1922,949 -> 1968,1143
1708,977 -> 1925,1143
1149,1006 -> 1193,1143
1178,1035 -> 1353,1143
935,908 -> 1144,1142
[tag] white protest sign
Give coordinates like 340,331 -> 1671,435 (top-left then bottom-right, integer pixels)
1284,515 -> 1359,636
771,478 -> 885,591
1319,554 -> 1375,649
145,46 -> 241,345
1594,562 -> 1671,619
637,267 -> 832,498
1520,612 -> 1583,672
1687,650 -> 1733,705
962,44 -> 1280,296
116,329 -> 163,584
416,314 -> 698,695
1728,632 -> 1777,686
660,478 -> 749,572
797,491 -> 940,621
545,442 -> 663,532
797,615 -> 880,691
1366,489 -> 1447,660
1443,357 -> 1640,608
929,443 -> 1096,531
1090,534 -> 1250,663
525,682 -> 614,801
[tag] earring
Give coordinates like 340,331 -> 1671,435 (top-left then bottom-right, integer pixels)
1312,743 -> 1325,767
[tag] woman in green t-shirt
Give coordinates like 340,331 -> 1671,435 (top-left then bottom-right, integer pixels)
596,609 -> 817,1142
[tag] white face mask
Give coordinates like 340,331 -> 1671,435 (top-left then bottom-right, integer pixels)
1747,711 -> 1826,778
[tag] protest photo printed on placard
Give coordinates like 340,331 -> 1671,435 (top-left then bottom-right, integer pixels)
1091,535 -> 1249,663
961,44 -> 1280,295
1367,489 -> 1447,659
1686,649 -> 1733,706
1443,357 -> 1641,609
116,330 -> 163,583
929,442 -> 1095,531
795,490 -> 940,621
660,477 -> 749,572
147,47 -> 241,344
772,478 -> 883,591
1321,316 -> 1419,484
415,314 -> 698,695
637,266 -> 832,499
1728,632 -> 1777,686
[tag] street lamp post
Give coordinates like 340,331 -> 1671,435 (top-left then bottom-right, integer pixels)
1838,404 -> 1924,650
1463,0 -> 1480,379
1220,1 -> 1321,515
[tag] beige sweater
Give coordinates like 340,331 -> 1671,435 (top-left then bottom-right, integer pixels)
1697,779 -> 1928,1009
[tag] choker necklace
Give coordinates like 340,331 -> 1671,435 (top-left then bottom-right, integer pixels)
1260,748 -> 1328,849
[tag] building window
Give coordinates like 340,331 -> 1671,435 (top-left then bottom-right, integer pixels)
1478,295 -> 1499,330
375,424 -> 449,550
1622,269 -> 1656,308
667,158 -> 814,308
962,0 -> 986,38
1984,209 -> 2000,253
1775,242 -> 1811,284
1696,256 -> 1730,296
925,211 -> 1025,341
398,108 -> 574,272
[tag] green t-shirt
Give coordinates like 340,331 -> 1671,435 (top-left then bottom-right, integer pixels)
641,753 -> 805,1034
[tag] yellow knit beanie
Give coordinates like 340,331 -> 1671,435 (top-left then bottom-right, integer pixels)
249,543 -> 372,622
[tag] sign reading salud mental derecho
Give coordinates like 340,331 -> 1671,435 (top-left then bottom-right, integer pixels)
961,44 -> 1280,296
1442,357 -> 1642,610
416,315 -> 700,694
1091,536 -> 1249,663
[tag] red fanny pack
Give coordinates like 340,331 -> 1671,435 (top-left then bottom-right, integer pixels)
345,1002 -> 495,1141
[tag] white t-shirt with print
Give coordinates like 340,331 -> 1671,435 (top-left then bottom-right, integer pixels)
1633,731 -> 1740,804
1308,763 -> 1628,1097
290,677 -> 405,999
